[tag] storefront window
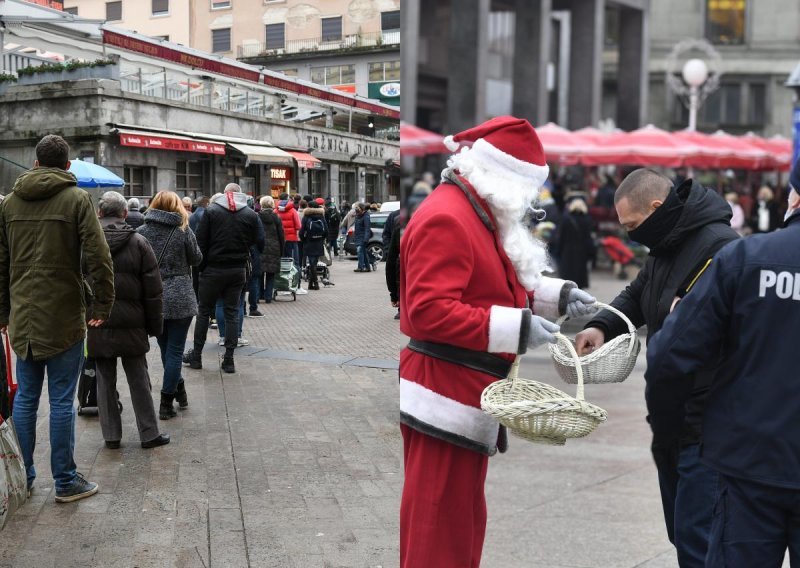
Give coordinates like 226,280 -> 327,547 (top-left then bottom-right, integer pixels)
365,173 -> 379,203
310,169 -> 326,197
339,170 -> 356,204
311,64 -> 355,86
176,159 -> 208,199
123,165 -> 153,197
369,61 -> 400,82
706,0 -> 746,45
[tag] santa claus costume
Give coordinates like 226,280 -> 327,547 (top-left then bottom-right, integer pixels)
399,116 -> 595,567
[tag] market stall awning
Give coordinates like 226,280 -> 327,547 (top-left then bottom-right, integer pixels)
227,143 -> 294,166
117,129 -> 226,155
581,124 -> 702,168
285,151 -> 322,169
534,123 -> 597,166
400,122 -> 448,156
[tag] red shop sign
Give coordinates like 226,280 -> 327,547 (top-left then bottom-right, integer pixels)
270,167 -> 291,180
119,133 -> 226,155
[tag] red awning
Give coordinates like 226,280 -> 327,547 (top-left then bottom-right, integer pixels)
117,130 -> 226,155
400,122 -> 449,156
286,151 -> 322,169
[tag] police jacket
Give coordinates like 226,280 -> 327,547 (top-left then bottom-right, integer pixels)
586,179 -> 738,444
196,192 -> 263,271
645,213 -> 800,489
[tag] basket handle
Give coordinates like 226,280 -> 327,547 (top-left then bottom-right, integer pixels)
553,333 -> 585,401
556,301 -> 637,357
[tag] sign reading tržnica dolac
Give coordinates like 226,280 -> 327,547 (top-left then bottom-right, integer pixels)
306,134 -> 392,160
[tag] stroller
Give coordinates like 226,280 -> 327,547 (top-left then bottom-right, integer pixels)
300,248 -> 335,288
274,257 -> 300,301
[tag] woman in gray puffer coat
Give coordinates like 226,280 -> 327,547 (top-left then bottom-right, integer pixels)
138,191 -> 202,419
258,196 -> 285,302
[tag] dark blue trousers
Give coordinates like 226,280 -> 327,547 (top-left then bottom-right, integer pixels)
654,443 -> 718,567
707,474 -> 800,568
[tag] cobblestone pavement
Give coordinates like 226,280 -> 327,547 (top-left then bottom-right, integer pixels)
0,260 -> 750,567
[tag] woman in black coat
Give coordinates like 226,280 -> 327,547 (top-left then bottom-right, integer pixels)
299,204 -> 328,290
553,198 -> 596,289
258,196 -> 286,302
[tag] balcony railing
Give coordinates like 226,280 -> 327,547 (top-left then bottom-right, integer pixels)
237,30 -> 400,59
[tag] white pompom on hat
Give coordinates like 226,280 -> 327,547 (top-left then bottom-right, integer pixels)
444,116 -> 550,188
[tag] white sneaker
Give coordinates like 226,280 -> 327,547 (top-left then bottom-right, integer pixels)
296,288 -> 308,295
237,337 -> 249,347
218,338 -> 225,346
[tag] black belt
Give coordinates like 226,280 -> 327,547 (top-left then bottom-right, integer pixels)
407,339 -> 512,381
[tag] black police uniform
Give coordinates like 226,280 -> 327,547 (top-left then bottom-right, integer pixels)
646,211 -> 800,568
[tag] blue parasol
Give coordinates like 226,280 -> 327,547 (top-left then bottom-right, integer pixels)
68,158 -> 124,188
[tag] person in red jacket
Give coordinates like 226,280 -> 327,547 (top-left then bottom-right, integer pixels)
277,199 -> 301,267
399,116 -> 597,567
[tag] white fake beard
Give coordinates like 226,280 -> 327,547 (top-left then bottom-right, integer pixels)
447,149 -> 550,290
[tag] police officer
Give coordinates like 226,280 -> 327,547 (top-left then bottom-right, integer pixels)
645,161 -> 800,567
575,168 -> 738,567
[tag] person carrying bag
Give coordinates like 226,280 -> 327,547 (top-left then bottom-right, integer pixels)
0,331 -> 27,530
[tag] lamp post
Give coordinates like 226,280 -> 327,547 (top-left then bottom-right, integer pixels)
682,58 -> 709,132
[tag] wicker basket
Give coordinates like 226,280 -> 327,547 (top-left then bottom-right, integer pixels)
549,302 -> 640,385
480,336 -> 608,445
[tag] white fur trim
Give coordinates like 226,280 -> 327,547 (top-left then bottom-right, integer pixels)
488,305 -> 524,354
399,378 -> 499,448
443,135 -> 460,152
533,277 -> 569,320
471,138 -> 550,188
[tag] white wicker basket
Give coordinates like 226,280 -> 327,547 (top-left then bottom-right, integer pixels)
480,336 -> 608,445
549,302 -> 640,385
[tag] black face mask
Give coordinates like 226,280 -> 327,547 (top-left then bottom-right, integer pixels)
627,188 -> 683,250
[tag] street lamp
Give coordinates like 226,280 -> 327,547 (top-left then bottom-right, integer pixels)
682,58 -> 709,132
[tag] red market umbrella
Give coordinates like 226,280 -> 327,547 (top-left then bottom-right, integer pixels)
674,130 -> 767,170
742,132 -> 793,170
582,124 -> 701,168
535,122 -> 596,166
400,122 -> 448,156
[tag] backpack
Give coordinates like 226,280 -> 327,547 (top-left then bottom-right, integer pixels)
308,217 -> 326,240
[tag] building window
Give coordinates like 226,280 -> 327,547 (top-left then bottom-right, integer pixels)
176,160 -> 207,197
265,23 -> 285,50
212,28 -> 231,53
154,35 -> 170,41
106,1 -> 122,21
211,0 -> 230,8
380,10 -> 400,31
152,0 -> 168,16
310,169 -> 326,196
706,0 -> 746,45
311,64 -> 355,86
748,83 -> 766,125
64,6 -> 78,15
369,61 -> 400,82
123,166 -> 153,197
321,16 -> 343,42
672,81 -> 768,129
280,68 -> 298,77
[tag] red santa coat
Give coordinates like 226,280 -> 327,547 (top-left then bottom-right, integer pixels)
399,175 -> 572,455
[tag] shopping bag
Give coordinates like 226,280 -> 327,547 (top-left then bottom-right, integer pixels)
1,333 -> 15,420
0,416 -> 27,530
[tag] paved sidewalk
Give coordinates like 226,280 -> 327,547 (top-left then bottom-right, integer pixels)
0,260 -> 708,567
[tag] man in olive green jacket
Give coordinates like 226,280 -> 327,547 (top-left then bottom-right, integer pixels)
0,135 -> 114,503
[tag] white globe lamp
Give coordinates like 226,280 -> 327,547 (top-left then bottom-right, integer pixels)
682,58 -> 709,88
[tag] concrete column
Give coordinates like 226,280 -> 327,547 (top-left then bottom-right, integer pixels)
617,6 -> 649,131
329,164 -> 340,203
567,0 -> 604,129
400,0 -> 421,124
446,0 -> 490,133
512,0 -> 552,126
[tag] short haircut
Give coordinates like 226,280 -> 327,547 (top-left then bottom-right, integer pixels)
35,135 -> 70,169
98,191 -> 128,218
614,168 -> 672,212
196,196 -> 210,207
150,190 -> 189,231
224,183 -> 241,193
127,197 -> 140,210
260,196 -> 274,209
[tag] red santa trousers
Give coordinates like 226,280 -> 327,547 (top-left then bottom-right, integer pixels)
400,424 -> 490,568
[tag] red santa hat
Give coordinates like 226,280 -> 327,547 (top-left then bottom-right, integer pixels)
444,116 -> 549,187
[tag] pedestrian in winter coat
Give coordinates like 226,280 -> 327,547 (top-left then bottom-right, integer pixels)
187,184 -> 262,374
299,204 -> 328,289
126,198 -> 145,229
341,203 -> 358,235
189,195 -> 209,233
138,191 -> 203,420
258,196 -> 285,302
325,199 -> 341,256
386,188 -> 430,319
87,191 -> 169,450
278,199 -> 301,267
353,203 -> 372,272
575,169 -> 739,566
645,160 -> 800,568
748,185 -> 782,233
0,135 -> 114,503
553,198 -> 596,289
